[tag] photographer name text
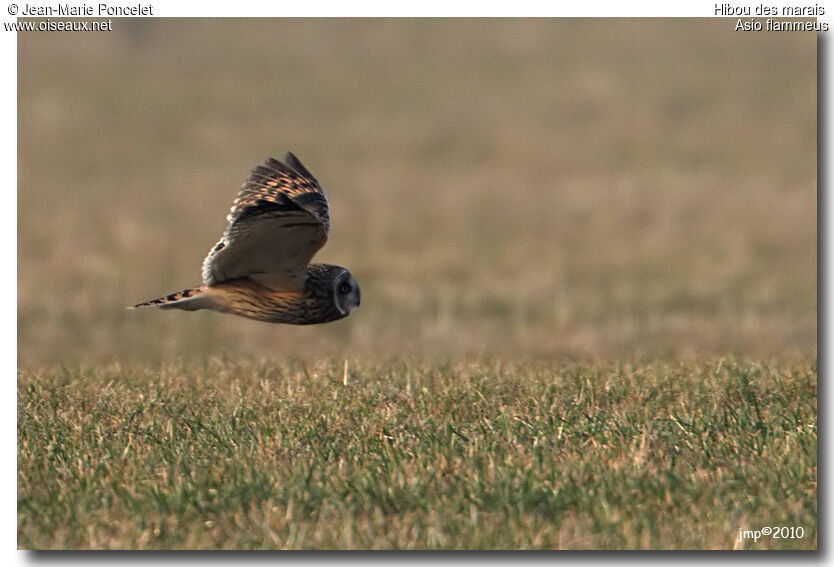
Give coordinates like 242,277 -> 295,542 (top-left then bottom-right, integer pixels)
19,3 -> 152,16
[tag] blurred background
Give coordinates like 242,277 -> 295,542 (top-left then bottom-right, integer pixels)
18,19 -> 816,367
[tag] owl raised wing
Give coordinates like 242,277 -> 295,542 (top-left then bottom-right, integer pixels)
201,153 -> 330,292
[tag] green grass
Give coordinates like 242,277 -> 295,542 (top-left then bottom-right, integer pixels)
18,357 -> 817,549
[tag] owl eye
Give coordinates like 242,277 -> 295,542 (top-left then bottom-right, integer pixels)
338,282 -> 351,294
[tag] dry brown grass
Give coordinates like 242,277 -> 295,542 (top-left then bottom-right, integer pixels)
18,19 -> 816,368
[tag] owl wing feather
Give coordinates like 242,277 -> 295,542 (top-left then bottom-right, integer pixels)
201,153 -> 330,292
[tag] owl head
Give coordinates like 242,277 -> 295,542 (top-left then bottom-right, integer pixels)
305,263 -> 360,322
333,269 -> 361,316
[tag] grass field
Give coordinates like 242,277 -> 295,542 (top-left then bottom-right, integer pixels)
17,358 -> 817,549
17,19 -> 817,549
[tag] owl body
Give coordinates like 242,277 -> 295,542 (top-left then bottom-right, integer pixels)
213,264 -> 359,324
132,154 -> 360,325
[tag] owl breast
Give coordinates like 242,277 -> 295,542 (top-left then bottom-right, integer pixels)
209,264 -> 353,325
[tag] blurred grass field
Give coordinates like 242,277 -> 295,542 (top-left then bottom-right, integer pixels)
18,18 -> 816,365
17,19 -> 817,549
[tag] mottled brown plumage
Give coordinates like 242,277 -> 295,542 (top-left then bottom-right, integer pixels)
131,153 -> 360,324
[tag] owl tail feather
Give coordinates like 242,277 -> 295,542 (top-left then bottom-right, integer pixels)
129,286 -> 215,312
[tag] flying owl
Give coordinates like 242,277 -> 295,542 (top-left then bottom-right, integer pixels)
131,153 -> 360,324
